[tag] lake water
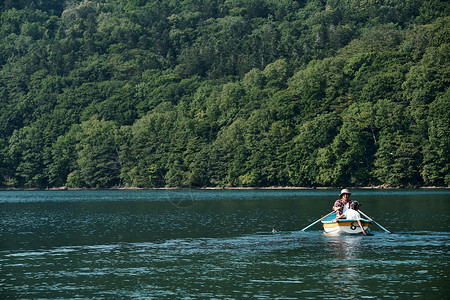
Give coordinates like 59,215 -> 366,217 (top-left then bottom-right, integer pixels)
1,189 -> 449,299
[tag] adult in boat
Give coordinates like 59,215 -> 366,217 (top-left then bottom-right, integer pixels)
333,188 -> 353,218
333,201 -> 367,235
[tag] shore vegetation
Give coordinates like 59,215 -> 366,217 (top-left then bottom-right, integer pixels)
0,0 -> 449,188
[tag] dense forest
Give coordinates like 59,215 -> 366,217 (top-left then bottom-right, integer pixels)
0,0 -> 449,188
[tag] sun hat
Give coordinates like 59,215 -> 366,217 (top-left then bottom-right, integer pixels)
339,188 -> 351,197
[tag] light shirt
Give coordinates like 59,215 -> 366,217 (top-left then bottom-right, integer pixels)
343,203 -> 350,214
343,208 -> 361,220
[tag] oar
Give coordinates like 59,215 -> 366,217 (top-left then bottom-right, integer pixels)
359,210 -> 392,234
301,211 -> 335,231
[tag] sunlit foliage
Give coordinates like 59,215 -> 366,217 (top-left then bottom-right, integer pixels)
1,0 -> 449,188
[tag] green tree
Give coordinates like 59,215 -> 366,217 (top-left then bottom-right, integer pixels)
286,113 -> 341,186
8,126 -> 46,187
76,116 -> 121,188
422,91 -> 450,185
120,108 -> 177,187
47,125 -> 80,187
374,134 -> 422,187
316,103 -> 377,186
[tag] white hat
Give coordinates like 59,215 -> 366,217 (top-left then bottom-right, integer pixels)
339,188 -> 351,197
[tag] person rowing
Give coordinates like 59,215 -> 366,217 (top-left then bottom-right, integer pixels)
332,188 -> 353,218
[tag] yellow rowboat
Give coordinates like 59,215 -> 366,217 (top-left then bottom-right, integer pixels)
321,213 -> 373,234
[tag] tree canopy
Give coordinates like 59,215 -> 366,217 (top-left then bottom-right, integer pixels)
1,0 -> 449,188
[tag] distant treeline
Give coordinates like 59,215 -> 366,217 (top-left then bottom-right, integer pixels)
0,0 -> 449,188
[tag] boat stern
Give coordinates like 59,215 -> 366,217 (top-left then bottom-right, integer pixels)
321,213 -> 372,234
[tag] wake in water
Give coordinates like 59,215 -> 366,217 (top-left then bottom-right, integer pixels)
4,230 -> 448,258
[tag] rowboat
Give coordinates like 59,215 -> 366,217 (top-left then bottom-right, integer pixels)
321,212 -> 373,234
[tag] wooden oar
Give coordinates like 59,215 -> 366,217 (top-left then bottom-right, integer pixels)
301,211 -> 335,231
359,210 -> 392,234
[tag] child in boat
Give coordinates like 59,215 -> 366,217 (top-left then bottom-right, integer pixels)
333,201 -> 367,235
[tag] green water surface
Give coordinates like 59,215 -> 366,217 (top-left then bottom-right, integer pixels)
1,189 -> 449,299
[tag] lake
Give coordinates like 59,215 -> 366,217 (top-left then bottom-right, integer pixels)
1,189 -> 449,299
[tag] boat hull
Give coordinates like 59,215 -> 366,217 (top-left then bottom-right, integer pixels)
321,213 -> 372,234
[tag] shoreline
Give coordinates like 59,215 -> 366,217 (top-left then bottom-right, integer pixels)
1,185 -> 449,191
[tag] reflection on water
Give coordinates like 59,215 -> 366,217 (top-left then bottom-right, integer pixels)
324,235 -> 366,298
0,189 -> 449,299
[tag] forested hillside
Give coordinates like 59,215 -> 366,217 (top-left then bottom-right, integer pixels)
0,0 -> 449,188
